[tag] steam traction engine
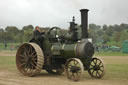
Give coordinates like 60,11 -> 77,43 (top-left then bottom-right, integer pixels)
16,9 -> 106,81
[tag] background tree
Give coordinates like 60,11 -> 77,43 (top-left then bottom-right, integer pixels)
88,29 -> 98,43
102,34 -> 110,44
102,24 -> 108,32
5,26 -> 20,42
22,25 -> 34,42
113,32 -> 122,44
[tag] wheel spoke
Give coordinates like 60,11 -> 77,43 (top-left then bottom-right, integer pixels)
97,71 -> 100,77
98,61 -> 101,66
99,69 -> 103,72
90,64 -> 94,67
89,67 -> 94,70
21,58 -> 26,62
26,51 -> 30,57
31,55 -> 37,60
77,71 -> 81,76
68,73 -> 72,79
29,46 -> 33,54
23,51 -> 28,58
92,60 -> 96,65
71,73 -> 75,80
31,65 -> 34,71
91,70 -> 95,75
25,62 -> 29,68
26,62 -> 29,68
24,63 -> 28,71
100,65 -> 104,68
96,71 -> 98,77
33,61 -> 37,65
31,62 -> 36,68
19,62 -> 26,67
23,47 -> 29,55
76,72 -> 79,76
68,63 -> 72,67
32,58 -> 37,61
95,59 -> 97,65
31,51 -> 36,56
30,64 -> 34,73
68,65 -> 71,69
73,61 -> 75,65
25,67 -> 29,73
74,73 -> 76,80
19,54 -> 25,58
73,60 -> 78,66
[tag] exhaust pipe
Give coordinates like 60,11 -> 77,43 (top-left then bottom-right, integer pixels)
80,9 -> 89,38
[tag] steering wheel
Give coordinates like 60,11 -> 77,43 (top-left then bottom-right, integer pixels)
48,27 -> 61,38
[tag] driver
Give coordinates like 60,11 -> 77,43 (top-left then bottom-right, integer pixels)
34,26 -> 41,36
34,26 -> 45,46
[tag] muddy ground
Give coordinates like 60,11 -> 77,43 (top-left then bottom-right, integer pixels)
1,70 -> 126,85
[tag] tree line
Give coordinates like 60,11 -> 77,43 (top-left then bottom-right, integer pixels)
0,23 -> 128,46
88,23 -> 128,46
0,25 -> 34,43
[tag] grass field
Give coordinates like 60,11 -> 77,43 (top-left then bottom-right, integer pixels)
95,51 -> 128,56
0,43 -> 21,50
0,50 -> 128,85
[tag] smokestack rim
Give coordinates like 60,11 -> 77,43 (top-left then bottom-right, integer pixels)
80,9 -> 89,12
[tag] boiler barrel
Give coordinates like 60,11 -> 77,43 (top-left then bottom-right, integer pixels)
51,44 -> 76,58
51,40 -> 94,58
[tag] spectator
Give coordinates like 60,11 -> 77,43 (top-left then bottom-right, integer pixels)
4,42 -> 7,49
96,45 -> 99,53
10,44 -> 14,51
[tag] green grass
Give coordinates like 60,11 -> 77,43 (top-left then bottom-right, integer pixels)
107,64 -> 128,73
0,42 -> 21,50
84,63 -> 128,82
94,51 -> 128,56
0,56 -> 16,71
96,41 -> 122,47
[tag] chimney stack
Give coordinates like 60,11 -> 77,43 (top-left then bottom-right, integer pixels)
80,9 -> 89,38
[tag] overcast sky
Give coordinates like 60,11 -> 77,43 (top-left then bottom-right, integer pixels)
0,0 -> 128,29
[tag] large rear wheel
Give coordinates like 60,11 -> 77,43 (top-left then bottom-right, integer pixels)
16,43 -> 44,77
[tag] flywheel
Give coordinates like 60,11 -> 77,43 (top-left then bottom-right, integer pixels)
16,43 -> 44,77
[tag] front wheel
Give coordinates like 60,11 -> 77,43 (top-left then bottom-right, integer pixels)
88,57 -> 106,78
65,58 -> 84,81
